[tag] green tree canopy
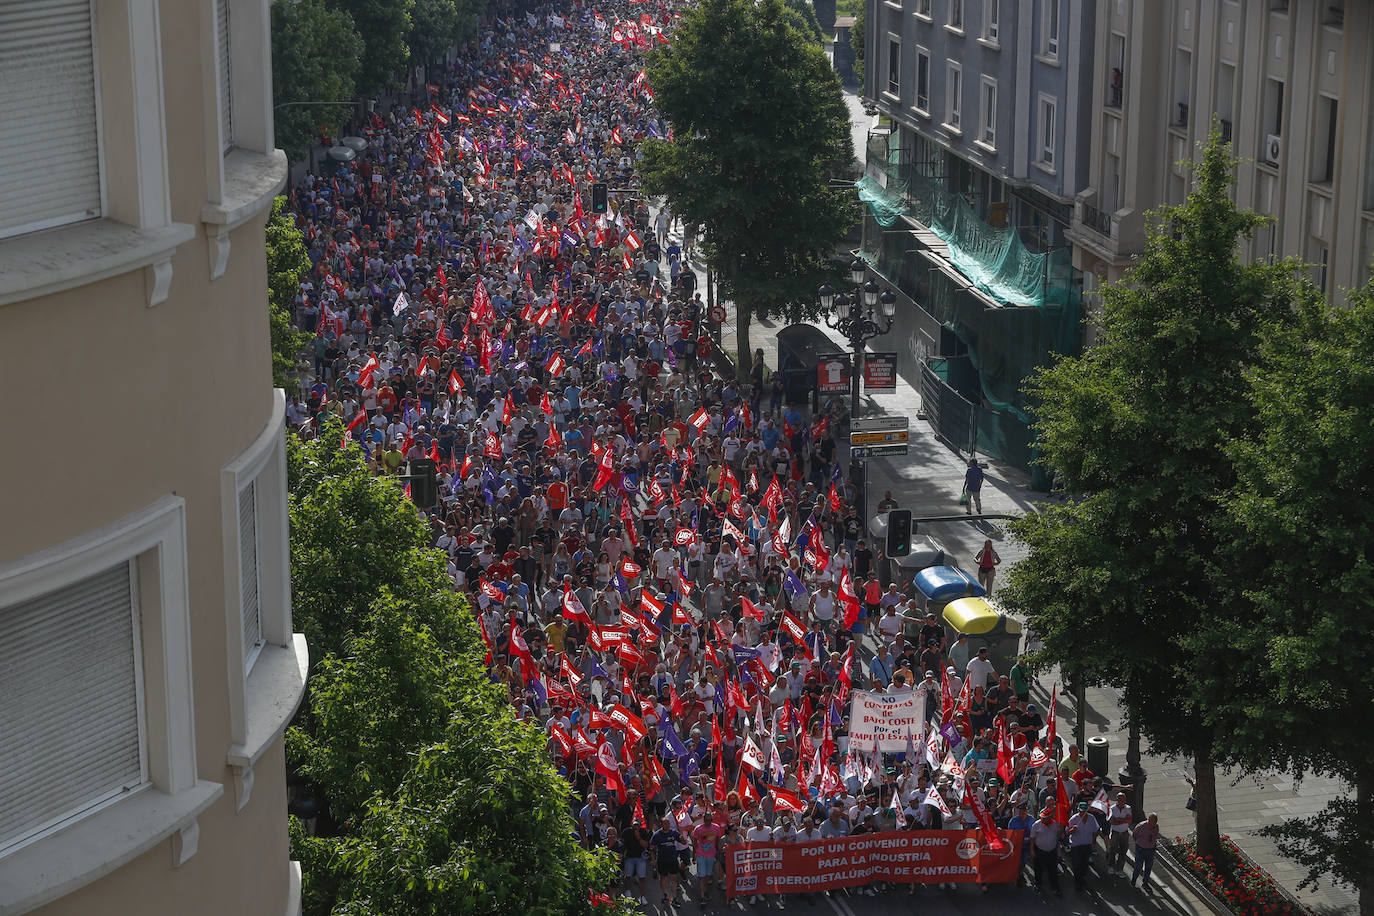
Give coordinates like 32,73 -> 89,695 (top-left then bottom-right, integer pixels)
998,126 -> 1306,862
266,197 -> 308,389
408,0 -> 477,65
1225,276 -> 1374,915
328,0 -> 415,94
286,422 -> 622,915
271,0 -> 364,160
638,0 -> 857,373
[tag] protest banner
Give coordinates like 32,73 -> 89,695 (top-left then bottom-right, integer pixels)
724,830 -> 1022,897
846,688 -> 929,752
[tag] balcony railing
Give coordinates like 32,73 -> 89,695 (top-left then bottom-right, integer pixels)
1081,202 -> 1113,238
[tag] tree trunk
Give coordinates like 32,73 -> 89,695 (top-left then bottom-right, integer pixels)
735,299 -> 752,383
1192,743 -> 1223,865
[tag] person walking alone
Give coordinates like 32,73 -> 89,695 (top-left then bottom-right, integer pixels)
1131,812 -> 1161,890
974,539 -> 1001,594
962,458 -> 984,515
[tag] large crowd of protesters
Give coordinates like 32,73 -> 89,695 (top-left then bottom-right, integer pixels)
282,0 -> 1164,907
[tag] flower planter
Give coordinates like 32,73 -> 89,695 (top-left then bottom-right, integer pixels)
1160,833 -> 1311,916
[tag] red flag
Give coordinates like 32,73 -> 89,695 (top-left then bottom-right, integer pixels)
828,482 -> 842,513
595,740 -> 626,803
779,612 -> 807,644
838,566 -> 862,630
540,392 -> 554,416
963,784 -> 1007,851
447,369 -> 464,395
737,767 -> 759,804
347,410 -> 367,432
592,444 -> 615,492
620,557 -> 642,578
769,784 -> 804,812
1055,773 -> 1072,826
740,596 -> 764,621
640,589 -> 664,618
1046,683 -> 1058,756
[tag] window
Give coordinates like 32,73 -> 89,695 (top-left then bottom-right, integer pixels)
916,0 -> 931,17
984,0 -> 1000,41
0,0 -> 102,240
916,49 -> 931,112
1043,0 -> 1060,56
217,0 -> 233,152
1313,95 -> 1338,184
979,77 -> 997,146
221,390 -> 306,811
887,38 -> 901,96
1325,0 -> 1345,27
0,497 -> 219,911
946,62 -> 963,130
1264,77 -> 1285,139
1038,95 -> 1057,167
949,0 -> 964,30
239,481 -> 263,669
0,563 -> 145,853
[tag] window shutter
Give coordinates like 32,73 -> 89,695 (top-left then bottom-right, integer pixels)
0,0 -> 101,239
0,562 -> 144,851
217,0 -> 233,151
240,480 -> 262,666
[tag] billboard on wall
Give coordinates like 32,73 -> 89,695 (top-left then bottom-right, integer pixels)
817,353 -> 851,394
863,352 -> 898,390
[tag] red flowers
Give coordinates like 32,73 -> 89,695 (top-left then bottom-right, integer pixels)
1169,835 -> 1310,916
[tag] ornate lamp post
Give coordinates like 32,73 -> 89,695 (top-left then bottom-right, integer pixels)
818,259 -> 896,521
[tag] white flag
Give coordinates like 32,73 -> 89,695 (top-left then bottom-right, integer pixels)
923,786 -> 952,817
741,735 -> 765,772
392,292 -> 410,316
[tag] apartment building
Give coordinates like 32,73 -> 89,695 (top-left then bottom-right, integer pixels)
1069,0 -> 1374,305
859,0 -> 1094,477
0,2 -> 305,915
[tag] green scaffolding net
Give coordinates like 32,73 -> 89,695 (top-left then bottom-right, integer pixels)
855,156 -> 1082,483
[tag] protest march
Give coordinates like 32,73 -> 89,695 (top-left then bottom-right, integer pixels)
284,0 -> 1139,906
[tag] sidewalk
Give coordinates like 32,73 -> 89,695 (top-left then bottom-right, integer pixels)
697,223 -> 1357,916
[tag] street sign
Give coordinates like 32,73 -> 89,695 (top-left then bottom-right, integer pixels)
709,303 -> 727,323
817,353 -> 851,394
850,430 -> 909,447
863,352 -> 898,390
852,416 -> 908,433
850,414 -> 909,458
850,444 -> 909,458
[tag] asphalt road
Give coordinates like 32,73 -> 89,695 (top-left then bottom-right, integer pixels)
630,865 -> 1195,916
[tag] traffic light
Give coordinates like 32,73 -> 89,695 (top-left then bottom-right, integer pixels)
885,509 -> 913,557
591,182 -> 608,213
408,458 -> 438,509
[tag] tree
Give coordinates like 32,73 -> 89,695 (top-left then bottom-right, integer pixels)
327,0 -> 415,94
285,423 -> 623,916
266,197 -> 309,388
408,0 -> 477,66
781,0 -> 826,44
997,125 -> 1305,863
1225,275 -> 1374,915
271,0 -> 364,160
850,2 -> 864,78
639,0 -> 857,375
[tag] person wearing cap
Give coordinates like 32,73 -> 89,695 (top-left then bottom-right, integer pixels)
1007,801 -> 1036,884
1029,806 -> 1063,895
1067,801 -> 1100,892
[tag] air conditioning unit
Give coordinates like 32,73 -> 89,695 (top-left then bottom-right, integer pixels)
1265,134 -> 1282,166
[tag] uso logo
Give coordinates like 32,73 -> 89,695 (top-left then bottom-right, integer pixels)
736,875 -> 758,891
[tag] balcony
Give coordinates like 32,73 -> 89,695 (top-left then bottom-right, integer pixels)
1220,118 -> 1233,143
1176,103 -> 1190,128
1081,202 -> 1113,238
1107,68 -> 1123,108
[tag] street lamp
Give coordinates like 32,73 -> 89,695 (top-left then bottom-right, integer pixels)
820,260 -> 897,523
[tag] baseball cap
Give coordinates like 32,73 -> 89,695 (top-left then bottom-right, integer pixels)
1078,802 -> 1089,811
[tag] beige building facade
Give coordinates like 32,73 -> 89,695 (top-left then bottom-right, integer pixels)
1069,0 -> 1374,313
0,1 -> 304,914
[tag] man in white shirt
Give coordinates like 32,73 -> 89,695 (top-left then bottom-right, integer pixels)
1107,792 -> 1133,876
965,646 -> 997,691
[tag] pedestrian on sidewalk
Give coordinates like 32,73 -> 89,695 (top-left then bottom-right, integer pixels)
974,539 -> 1001,594
1030,807 -> 1063,895
1067,802 -> 1099,893
962,458 -> 984,515
1130,812 -> 1160,889
1107,792 -> 1133,876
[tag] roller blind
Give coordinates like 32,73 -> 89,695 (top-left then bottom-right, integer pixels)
217,0 -> 233,151
0,562 -> 144,852
0,0 -> 101,239
240,480 -> 262,667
